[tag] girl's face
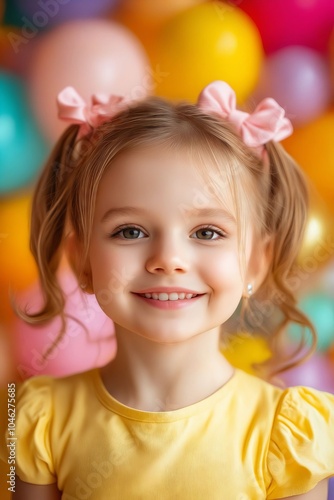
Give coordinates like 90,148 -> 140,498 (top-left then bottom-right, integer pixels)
87,144 -> 261,343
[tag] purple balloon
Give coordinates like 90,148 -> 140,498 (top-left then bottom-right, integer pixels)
12,0 -> 118,26
254,46 -> 332,126
329,476 -> 334,500
280,352 -> 334,394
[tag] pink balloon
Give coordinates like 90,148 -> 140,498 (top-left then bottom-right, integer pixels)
13,269 -> 116,379
239,0 -> 334,54
253,46 -> 332,126
279,352 -> 334,394
28,19 -> 152,141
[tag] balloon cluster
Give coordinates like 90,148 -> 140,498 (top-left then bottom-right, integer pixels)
0,0 -> 334,386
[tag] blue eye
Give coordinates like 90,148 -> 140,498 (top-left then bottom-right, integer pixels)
111,226 -> 146,239
191,227 -> 226,240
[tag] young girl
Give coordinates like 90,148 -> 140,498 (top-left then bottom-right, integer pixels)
1,81 -> 334,499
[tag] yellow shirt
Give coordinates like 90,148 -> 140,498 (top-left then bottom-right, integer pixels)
1,368 -> 334,499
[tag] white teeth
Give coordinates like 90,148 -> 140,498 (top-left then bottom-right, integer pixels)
140,292 -> 198,301
169,293 -> 179,301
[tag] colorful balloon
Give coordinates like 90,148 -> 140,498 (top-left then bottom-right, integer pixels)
297,189 -> 334,270
0,194 -> 37,286
153,2 -> 263,103
220,333 -> 272,375
329,476 -> 334,500
279,352 -> 334,393
283,109 -> 334,209
239,0 -> 334,54
114,0 -> 206,61
28,19 -> 152,141
0,324 -> 15,384
0,72 -> 48,193
2,0 -> 23,26
13,268 -> 116,379
254,46 -> 331,126
320,258 -> 334,298
0,193 -> 38,321
330,343 -> 334,364
0,25 -> 38,76
12,0 -> 118,28
288,292 -> 334,352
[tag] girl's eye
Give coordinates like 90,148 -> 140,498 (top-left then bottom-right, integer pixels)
111,226 -> 146,239
191,227 -> 226,240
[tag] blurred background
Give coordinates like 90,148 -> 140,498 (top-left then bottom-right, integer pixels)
1,0 -> 334,496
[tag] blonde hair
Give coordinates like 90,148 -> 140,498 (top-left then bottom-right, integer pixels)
20,97 -> 316,377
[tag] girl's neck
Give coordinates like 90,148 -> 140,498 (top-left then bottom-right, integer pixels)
100,326 -> 234,412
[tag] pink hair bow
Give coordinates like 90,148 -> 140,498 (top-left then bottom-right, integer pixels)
57,86 -> 128,138
197,81 -> 293,154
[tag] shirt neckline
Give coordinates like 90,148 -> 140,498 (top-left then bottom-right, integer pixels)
93,367 -> 241,423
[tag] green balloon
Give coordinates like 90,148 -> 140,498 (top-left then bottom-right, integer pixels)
0,71 -> 49,194
288,292 -> 334,351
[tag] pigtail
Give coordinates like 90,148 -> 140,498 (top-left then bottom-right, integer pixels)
16,125 -> 80,329
253,141 -> 317,375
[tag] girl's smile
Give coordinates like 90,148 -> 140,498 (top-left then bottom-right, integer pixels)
132,290 -> 206,310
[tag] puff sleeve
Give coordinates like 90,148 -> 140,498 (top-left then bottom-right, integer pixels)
0,376 -> 56,485
266,386 -> 334,499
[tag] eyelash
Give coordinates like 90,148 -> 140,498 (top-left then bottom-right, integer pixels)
109,225 -> 227,240
110,225 -> 146,239
192,225 -> 227,240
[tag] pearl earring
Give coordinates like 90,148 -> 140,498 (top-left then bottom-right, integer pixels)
80,282 -> 87,290
247,283 -> 253,297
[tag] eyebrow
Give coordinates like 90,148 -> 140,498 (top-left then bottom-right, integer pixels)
184,207 -> 236,223
101,206 -> 149,223
101,206 -> 236,223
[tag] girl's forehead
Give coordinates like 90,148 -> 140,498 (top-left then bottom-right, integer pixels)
100,143 -> 237,210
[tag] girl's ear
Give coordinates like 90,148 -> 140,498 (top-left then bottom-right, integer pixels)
246,234 -> 273,294
64,232 -> 94,294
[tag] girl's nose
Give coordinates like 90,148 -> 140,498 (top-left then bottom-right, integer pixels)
145,235 -> 190,275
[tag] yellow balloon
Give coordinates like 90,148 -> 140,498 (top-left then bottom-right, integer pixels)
0,193 -> 38,321
297,189 -> 334,269
153,2 -> 263,102
283,109 -> 334,211
220,333 -> 272,375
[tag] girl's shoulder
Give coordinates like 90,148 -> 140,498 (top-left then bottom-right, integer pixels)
234,369 -> 334,497
0,369 -> 98,484
266,382 -> 334,498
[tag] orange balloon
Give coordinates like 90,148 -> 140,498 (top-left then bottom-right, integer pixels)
329,343 -> 334,364
0,193 -> 38,321
283,109 -> 334,211
153,2 -> 263,102
113,0 -> 206,61
0,25 -> 38,76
